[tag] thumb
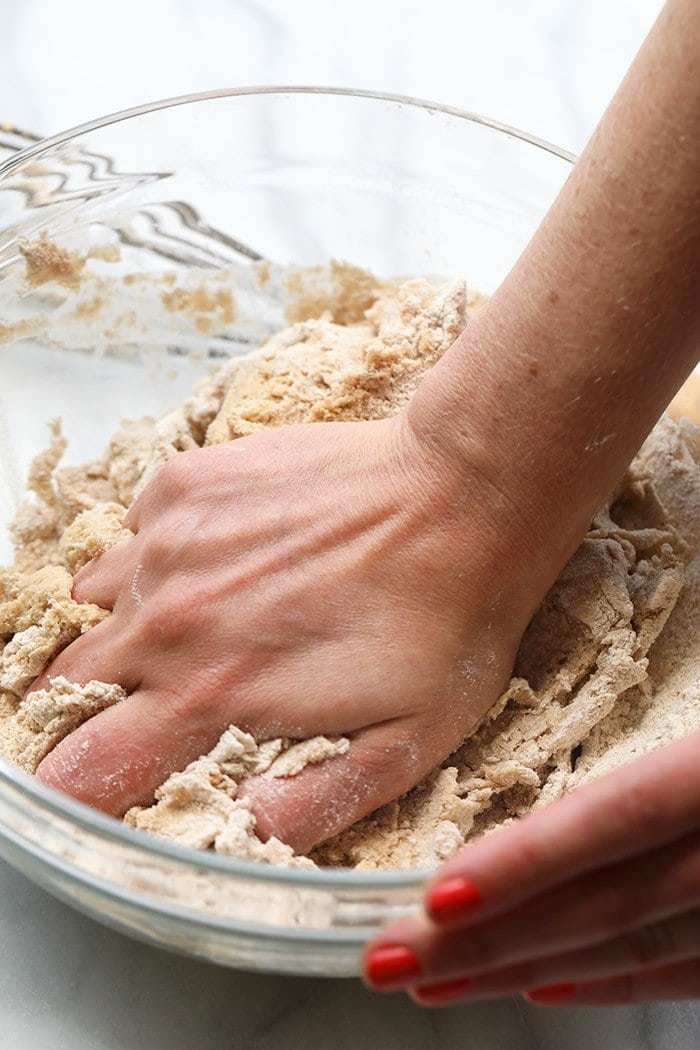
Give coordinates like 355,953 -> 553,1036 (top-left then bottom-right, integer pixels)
240,720 -> 430,855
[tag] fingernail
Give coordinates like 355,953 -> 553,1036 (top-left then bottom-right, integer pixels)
412,977 -> 473,1005
426,877 -> 483,924
365,946 -> 422,988
525,982 -> 576,1005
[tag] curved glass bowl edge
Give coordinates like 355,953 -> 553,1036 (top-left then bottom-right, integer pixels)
0,757 -> 429,889
0,85 -> 577,184
0,85 -> 576,897
0,798 -> 384,944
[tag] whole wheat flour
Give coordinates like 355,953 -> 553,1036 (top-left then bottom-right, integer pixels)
1,273 -> 698,870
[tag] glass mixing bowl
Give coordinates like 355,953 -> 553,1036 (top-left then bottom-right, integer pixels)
0,88 -> 574,975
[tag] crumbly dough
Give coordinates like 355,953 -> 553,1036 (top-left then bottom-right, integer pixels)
206,274 -> 467,442
161,281 -> 236,335
1,272 -> 698,870
19,230 -> 86,290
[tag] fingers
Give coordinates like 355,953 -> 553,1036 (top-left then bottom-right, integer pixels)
526,960 -> 700,1007
365,829 -> 700,991
35,685 -> 229,814
422,732 -> 700,931
407,960 -> 700,1009
25,614 -> 140,698
240,720 -> 432,854
408,908 -> 700,1005
366,737 -> 700,1003
34,694 -> 421,825
71,538 -> 135,611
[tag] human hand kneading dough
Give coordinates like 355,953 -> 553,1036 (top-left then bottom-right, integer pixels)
32,414 -> 528,848
33,0 -> 699,1006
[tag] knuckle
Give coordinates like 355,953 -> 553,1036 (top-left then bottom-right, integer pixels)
141,530 -> 173,568
365,738 -> 414,781
361,728 -> 438,796
160,454 -> 192,492
72,558 -> 97,589
141,597 -> 187,643
144,456 -> 187,505
139,515 -> 202,573
157,667 -> 226,726
73,546 -> 125,601
594,883 -> 642,933
139,579 -> 203,644
71,572 -> 98,606
625,920 -> 677,968
157,686 -> 197,724
42,632 -> 102,687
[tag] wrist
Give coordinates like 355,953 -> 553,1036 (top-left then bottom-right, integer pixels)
402,304 -> 632,619
394,398 -> 554,631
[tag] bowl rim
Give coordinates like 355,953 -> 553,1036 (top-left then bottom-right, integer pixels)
0,757 -> 429,887
0,86 -> 575,892
0,84 -> 577,179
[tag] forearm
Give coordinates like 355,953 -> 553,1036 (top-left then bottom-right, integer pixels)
409,0 -> 699,600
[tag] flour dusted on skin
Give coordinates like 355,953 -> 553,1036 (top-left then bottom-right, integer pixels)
1,271 -> 698,869
122,728 -> 345,868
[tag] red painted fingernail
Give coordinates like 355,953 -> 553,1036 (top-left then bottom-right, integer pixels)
412,977 -> 473,1005
427,877 -> 483,924
365,946 -> 422,988
525,982 -> 576,1005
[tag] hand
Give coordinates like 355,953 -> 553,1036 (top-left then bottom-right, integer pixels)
32,413 -> 531,852
363,732 -> 700,1006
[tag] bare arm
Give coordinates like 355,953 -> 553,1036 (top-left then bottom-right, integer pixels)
409,0 -> 700,611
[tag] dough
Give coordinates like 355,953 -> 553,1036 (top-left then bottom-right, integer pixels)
1,272 -> 698,870
19,230 -> 86,290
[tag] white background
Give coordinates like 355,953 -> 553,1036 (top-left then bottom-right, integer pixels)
5,4 -> 700,1050
1,0 -> 662,154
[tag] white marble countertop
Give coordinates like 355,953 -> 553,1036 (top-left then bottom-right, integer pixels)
2,1 -> 700,1047
3,860 -> 700,1050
